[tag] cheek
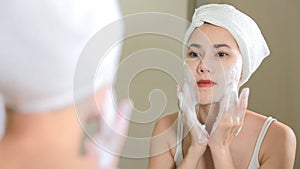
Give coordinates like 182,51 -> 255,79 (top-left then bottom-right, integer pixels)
186,64 -> 199,78
215,58 -> 243,86
211,59 -> 242,102
227,60 -> 243,85
198,88 -> 214,103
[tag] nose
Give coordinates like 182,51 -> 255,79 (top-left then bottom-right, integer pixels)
196,59 -> 211,74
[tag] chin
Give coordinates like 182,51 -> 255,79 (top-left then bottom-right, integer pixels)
198,102 -> 212,106
198,96 -> 213,105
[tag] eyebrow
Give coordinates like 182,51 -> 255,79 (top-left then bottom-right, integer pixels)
188,43 -> 202,48
188,43 -> 231,49
213,44 -> 231,49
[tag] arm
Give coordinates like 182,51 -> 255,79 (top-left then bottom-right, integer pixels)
148,116 -> 177,169
177,146 -> 207,169
209,146 -> 236,169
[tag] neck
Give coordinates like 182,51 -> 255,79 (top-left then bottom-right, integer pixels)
196,102 -> 220,133
3,106 -> 84,155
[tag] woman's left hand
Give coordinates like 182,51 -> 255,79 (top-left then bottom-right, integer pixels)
208,87 -> 249,150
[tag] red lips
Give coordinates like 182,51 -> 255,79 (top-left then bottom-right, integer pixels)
197,79 -> 216,87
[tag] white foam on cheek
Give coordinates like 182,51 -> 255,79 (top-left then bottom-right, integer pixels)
212,59 -> 241,103
212,77 -> 224,102
227,61 -> 242,87
228,68 -> 238,87
211,60 -> 226,102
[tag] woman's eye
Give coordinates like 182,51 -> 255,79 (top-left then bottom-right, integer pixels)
216,52 -> 228,57
188,52 -> 200,57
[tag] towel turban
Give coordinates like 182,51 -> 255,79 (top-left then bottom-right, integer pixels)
0,0 -> 124,137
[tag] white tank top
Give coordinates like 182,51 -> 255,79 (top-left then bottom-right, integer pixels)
174,115 -> 276,169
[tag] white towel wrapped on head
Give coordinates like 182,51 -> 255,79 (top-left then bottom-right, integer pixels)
0,0 -> 123,112
184,4 -> 270,86
0,0 -> 124,138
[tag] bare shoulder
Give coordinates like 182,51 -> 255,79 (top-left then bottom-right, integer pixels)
262,117 -> 297,154
149,113 -> 179,169
245,110 -> 296,147
268,120 -> 296,142
246,110 -> 297,168
150,112 -> 179,153
152,112 -> 179,136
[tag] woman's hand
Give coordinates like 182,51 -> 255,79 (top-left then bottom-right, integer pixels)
177,85 -> 209,147
85,88 -> 132,169
208,86 -> 249,150
177,65 -> 209,156
207,86 -> 249,169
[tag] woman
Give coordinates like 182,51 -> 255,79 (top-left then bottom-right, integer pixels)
148,4 -> 296,169
0,0 -> 131,169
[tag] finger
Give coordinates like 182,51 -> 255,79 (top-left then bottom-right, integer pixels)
227,86 -> 238,117
227,88 -> 240,136
199,124 -> 209,138
190,123 -> 209,144
234,88 -> 249,136
210,93 -> 228,135
182,110 -> 198,130
211,86 -> 239,135
238,88 -> 249,122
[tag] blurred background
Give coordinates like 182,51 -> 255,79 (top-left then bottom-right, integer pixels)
116,0 -> 300,168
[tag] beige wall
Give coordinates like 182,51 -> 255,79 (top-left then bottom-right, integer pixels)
118,0 -> 300,168
118,1 -> 193,169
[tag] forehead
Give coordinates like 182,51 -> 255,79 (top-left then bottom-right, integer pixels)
188,24 -> 239,50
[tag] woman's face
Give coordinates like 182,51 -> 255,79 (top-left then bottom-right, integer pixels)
185,24 -> 242,105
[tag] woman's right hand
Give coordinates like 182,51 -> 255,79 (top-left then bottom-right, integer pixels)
177,65 -> 209,160
177,84 -> 208,152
